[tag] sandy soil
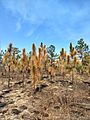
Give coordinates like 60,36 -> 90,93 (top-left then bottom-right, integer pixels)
0,72 -> 90,120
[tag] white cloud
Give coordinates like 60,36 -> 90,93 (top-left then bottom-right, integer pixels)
16,21 -> 21,32
1,0 -> 90,45
1,0 -> 89,26
26,30 -> 35,37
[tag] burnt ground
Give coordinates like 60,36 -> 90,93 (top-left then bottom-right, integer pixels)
0,72 -> 90,120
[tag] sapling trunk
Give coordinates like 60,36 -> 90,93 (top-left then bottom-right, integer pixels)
22,70 -> 25,86
3,65 -> 6,77
71,69 -> 74,84
8,66 -> 10,88
62,71 -> 65,80
32,65 -> 37,91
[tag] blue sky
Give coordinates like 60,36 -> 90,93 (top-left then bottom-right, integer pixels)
0,0 -> 90,53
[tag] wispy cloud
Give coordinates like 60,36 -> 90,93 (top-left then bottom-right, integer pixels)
1,0 -> 90,45
26,29 -> 35,37
2,0 -> 87,24
16,21 -> 21,32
